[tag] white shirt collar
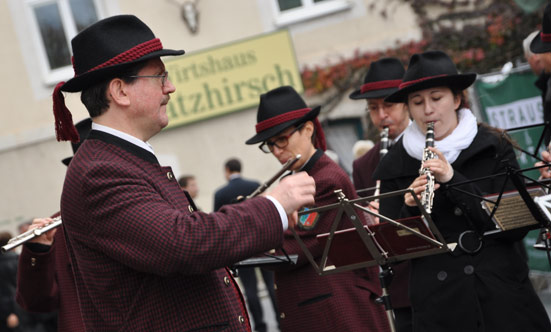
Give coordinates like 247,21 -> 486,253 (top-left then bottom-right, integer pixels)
228,173 -> 241,180
91,123 -> 156,155
392,119 -> 411,144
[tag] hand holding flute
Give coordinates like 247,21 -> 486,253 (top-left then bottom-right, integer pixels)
2,217 -> 60,253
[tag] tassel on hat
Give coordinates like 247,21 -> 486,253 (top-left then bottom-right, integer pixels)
53,82 -> 80,143
312,118 -> 327,151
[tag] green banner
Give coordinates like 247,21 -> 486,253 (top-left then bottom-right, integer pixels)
475,69 -> 548,271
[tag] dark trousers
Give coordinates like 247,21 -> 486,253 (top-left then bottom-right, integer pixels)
238,267 -> 278,332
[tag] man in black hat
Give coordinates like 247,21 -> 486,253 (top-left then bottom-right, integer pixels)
350,58 -> 410,197
16,118 -> 92,332
349,58 -> 412,332
52,15 -> 315,331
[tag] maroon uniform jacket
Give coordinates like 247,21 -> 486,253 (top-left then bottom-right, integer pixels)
16,224 -> 85,332
275,150 -> 389,332
60,130 -> 284,331
352,141 -> 411,310
353,141 -> 381,197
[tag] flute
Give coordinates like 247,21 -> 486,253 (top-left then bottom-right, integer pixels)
248,154 -> 301,198
236,154 -> 302,202
1,217 -> 62,253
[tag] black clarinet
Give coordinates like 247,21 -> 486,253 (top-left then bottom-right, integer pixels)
419,122 -> 436,214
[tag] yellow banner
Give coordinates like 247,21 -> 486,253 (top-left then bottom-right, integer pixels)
164,30 -> 303,128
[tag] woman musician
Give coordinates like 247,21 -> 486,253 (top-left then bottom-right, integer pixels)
246,86 -> 389,332
374,50 -> 551,331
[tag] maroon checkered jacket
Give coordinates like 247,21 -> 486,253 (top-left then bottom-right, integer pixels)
16,224 -> 85,332
61,130 -> 284,331
274,150 -> 390,331
352,142 -> 411,310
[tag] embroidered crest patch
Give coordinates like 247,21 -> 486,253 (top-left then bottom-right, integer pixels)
298,208 -> 320,230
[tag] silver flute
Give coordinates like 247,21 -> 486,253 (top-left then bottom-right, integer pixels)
1,217 -> 62,253
235,154 -> 302,202
419,122 -> 436,214
374,126 -> 390,197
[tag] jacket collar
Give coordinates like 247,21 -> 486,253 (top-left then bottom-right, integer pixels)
88,130 -> 159,165
300,149 -> 324,173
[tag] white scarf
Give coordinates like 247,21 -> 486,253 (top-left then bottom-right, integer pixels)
402,108 -> 478,164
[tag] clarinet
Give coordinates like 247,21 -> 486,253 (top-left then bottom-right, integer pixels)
374,127 -> 390,197
419,122 -> 436,214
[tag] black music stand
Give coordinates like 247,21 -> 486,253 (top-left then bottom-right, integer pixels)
290,189 -> 451,332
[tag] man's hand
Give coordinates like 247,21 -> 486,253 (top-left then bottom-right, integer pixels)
537,150 -> 551,179
27,218 -> 57,246
269,172 -> 316,227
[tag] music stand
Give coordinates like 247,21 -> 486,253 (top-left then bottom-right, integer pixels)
290,189 -> 451,332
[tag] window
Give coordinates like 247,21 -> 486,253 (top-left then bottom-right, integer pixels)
272,0 -> 352,27
25,0 -> 104,85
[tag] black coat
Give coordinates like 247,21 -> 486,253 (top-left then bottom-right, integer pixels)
374,125 -> 551,332
214,176 -> 260,211
0,252 -> 18,327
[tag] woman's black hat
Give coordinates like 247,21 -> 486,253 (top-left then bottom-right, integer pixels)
530,3 -> 551,54
349,57 -> 405,99
246,86 -> 326,150
385,50 -> 476,103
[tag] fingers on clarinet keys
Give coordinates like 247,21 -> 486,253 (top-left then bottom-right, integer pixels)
270,172 -> 315,215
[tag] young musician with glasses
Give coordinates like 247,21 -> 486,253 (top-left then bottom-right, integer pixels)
246,85 -> 389,332
51,15 -> 315,331
375,50 -> 551,331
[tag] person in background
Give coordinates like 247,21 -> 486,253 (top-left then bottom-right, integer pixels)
0,232 -> 21,332
214,158 -> 279,332
16,118 -> 92,332
532,5 -> 551,178
178,174 -> 199,200
377,50 -> 551,331
54,15 -> 315,331
352,140 -> 374,160
349,57 -> 412,332
246,85 -> 389,332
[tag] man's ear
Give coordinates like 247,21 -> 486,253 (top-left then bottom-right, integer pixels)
107,78 -> 131,107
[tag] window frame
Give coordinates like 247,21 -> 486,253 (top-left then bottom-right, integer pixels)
24,0 -> 106,86
271,0 -> 352,27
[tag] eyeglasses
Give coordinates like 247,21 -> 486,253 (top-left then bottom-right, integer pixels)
128,71 -> 169,88
259,124 -> 304,154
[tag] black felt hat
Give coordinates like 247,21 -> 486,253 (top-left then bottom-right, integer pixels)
246,86 -> 326,150
385,50 -> 476,103
53,15 -> 185,142
62,118 -> 92,166
61,15 -> 184,92
531,3 -> 551,54
349,58 -> 405,99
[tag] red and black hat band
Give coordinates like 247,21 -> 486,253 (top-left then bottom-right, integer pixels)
360,79 -> 402,94
542,32 -> 551,43
399,74 -> 447,89
76,38 -> 163,76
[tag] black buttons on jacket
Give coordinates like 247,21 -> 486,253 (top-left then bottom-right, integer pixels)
464,265 -> 474,275
437,271 -> 447,281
